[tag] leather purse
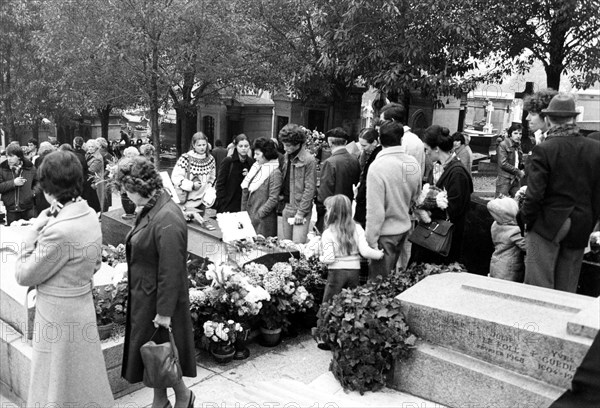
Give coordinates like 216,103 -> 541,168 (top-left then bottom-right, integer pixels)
408,218 -> 454,257
140,327 -> 182,388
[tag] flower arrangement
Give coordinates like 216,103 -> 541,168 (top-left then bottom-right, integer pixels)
514,185 -> 527,208
413,183 -> 449,223
187,256 -> 212,288
90,155 -> 120,190
289,255 -> 327,304
102,243 -> 127,267
245,262 -> 315,330
189,263 -> 270,338
203,320 -> 243,345
93,280 -> 128,326
300,126 -> 327,158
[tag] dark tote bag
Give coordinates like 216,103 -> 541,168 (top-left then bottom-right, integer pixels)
408,218 -> 454,257
140,327 -> 182,388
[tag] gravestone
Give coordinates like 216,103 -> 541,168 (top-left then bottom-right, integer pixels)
392,273 -> 597,408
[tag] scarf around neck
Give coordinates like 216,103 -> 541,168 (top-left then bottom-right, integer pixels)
241,159 -> 279,193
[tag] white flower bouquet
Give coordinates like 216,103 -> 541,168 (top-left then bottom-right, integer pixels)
413,183 -> 449,223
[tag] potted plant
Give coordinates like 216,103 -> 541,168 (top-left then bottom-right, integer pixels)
189,262 -> 270,357
111,280 -> 128,325
245,262 -> 314,346
314,262 -> 466,394
289,254 -> 327,326
92,285 -> 117,340
101,243 -> 127,267
203,320 -> 243,364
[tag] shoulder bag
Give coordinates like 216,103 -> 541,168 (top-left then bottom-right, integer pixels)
174,155 -> 190,204
140,327 -> 183,388
408,217 -> 454,257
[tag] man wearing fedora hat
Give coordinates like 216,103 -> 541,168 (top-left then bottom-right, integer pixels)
520,93 -> 600,293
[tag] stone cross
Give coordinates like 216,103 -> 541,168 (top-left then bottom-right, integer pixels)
483,100 -> 495,133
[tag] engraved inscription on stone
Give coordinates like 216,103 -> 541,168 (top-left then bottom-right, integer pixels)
438,314 -> 575,382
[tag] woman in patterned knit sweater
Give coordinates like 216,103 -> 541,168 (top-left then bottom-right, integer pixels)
171,132 -> 216,213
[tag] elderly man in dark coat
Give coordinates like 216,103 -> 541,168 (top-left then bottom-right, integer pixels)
520,94 -> 600,293
315,127 -> 361,232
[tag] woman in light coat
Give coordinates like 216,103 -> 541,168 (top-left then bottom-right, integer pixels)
15,150 -> 113,407
241,138 -> 282,237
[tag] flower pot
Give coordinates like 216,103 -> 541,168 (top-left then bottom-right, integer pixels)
211,343 -> 235,364
260,326 -> 282,347
97,322 -> 115,340
113,313 -> 126,325
120,193 -> 136,219
234,329 -> 251,360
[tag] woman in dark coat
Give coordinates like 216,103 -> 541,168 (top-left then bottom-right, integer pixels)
215,134 -> 254,213
410,125 -> 473,265
241,138 -> 282,237
116,156 -> 196,408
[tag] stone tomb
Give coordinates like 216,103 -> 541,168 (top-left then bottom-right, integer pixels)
392,273 -> 598,408
101,207 -> 298,267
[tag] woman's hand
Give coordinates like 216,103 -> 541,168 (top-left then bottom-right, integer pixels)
376,248 -> 385,260
193,181 -> 202,190
242,168 -> 249,177
153,314 -> 171,329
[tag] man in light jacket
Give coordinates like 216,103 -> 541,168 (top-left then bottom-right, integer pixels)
366,121 -> 421,280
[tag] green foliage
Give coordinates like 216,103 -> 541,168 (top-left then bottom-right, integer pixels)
93,281 -> 128,325
314,262 -> 466,394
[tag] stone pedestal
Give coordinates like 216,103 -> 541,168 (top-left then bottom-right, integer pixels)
392,273 -> 598,407
101,208 -> 297,267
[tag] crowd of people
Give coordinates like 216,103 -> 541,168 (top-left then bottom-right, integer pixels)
2,91 -> 600,407
0,134 -> 156,222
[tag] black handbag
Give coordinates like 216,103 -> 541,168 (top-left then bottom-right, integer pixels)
408,218 -> 454,257
140,327 -> 182,388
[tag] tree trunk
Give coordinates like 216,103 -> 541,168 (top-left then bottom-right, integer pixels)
545,64 -> 562,91
175,110 -> 183,157
150,45 -> 161,169
173,106 -> 197,155
181,109 -> 196,151
31,119 -> 40,140
97,105 -> 112,140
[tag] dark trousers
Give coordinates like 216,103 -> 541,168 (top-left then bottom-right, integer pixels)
6,209 -> 35,226
524,218 -> 584,293
322,268 -> 360,304
368,232 -> 409,281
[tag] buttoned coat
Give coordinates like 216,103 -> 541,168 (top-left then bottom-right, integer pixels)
241,167 -> 282,237
520,127 -> 600,248
121,190 -> 196,383
281,146 -> 317,218
15,200 -> 113,407
316,148 -> 361,210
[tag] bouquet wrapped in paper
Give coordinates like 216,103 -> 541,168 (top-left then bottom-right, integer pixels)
413,184 -> 448,223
